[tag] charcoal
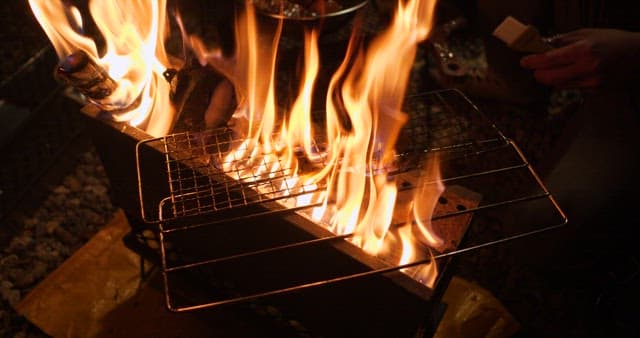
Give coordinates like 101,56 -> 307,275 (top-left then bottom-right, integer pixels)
169,61 -> 236,133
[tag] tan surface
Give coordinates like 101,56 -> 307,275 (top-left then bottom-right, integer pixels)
434,276 -> 521,338
15,210 -> 233,337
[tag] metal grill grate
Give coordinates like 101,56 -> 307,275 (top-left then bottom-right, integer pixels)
136,89 -> 567,311
157,128 -> 327,220
138,89 -> 509,222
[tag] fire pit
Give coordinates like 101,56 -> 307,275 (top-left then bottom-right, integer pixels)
25,0 -> 568,336
131,87 -> 566,310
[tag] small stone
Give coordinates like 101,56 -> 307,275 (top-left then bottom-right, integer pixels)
22,218 -> 38,230
45,250 -> 60,261
75,168 -> 88,182
63,176 -> 83,192
0,255 -> 19,269
7,236 -> 32,253
45,220 -> 60,234
52,185 -> 70,195
34,222 -> 47,237
31,261 -> 49,281
53,227 -> 75,245
66,198 -> 81,208
13,271 -> 36,289
83,210 -> 105,226
84,184 -> 108,196
0,284 -> 20,307
6,268 -> 23,284
84,176 -> 101,187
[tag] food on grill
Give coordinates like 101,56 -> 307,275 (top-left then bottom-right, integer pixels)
252,0 -> 344,18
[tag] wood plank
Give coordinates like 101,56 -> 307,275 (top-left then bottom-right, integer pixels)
14,209 -> 290,337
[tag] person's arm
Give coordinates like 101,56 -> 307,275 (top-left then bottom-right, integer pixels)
520,28 -> 640,90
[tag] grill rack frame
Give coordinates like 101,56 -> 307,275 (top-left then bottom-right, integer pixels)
135,88 -> 568,312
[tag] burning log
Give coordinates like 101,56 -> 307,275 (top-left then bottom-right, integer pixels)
56,47 -> 236,134
164,60 -> 237,133
54,49 -> 117,110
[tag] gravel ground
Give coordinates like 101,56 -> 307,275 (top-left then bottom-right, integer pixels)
0,148 -> 118,337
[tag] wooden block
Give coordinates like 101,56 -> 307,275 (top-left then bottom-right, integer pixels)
433,276 -> 521,338
493,16 -> 552,53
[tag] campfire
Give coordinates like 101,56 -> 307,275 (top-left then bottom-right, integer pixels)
29,0 -> 567,317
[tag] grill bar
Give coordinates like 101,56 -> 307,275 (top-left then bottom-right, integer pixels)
162,249 -> 441,312
153,150 -> 540,234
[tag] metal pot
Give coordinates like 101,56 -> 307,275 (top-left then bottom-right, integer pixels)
248,0 -> 370,36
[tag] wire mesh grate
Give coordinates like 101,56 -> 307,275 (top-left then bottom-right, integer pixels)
138,89 -> 509,221
135,89 -> 567,311
155,128 -> 327,220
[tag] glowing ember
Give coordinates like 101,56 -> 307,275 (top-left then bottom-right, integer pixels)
29,0 -> 176,137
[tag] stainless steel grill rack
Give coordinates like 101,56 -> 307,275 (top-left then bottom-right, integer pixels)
136,89 -> 567,312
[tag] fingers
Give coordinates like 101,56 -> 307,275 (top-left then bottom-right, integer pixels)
530,57 -> 600,87
518,28 -> 639,90
520,41 -> 591,69
545,29 -> 590,46
520,38 -> 602,89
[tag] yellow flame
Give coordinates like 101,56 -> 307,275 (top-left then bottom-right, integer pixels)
33,0 -> 444,287
398,225 -> 438,287
327,0 -> 437,255
193,0 -> 441,286
286,29 -> 320,167
412,153 -> 445,250
29,0 -> 175,137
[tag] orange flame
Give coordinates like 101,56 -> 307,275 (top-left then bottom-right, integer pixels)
192,0 -> 442,285
325,0 -> 438,247
398,224 -> 439,287
412,153 -> 445,251
29,0 -> 175,137
33,0 -> 445,287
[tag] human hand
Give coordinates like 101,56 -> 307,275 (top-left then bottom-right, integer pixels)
520,28 -> 640,90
